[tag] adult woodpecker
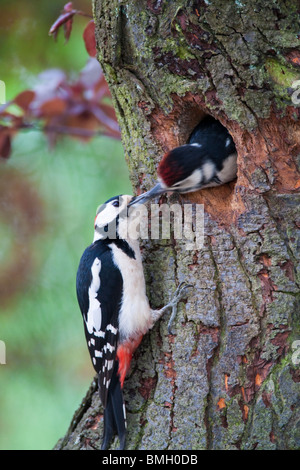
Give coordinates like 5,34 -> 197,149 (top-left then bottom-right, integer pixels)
76,195 -> 191,450
129,115 -> 237,206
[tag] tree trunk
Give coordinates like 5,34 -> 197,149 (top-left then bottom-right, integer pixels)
56,0 -> 300,450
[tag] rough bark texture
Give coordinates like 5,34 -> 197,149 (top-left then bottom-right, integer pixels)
56,0 -> 300,450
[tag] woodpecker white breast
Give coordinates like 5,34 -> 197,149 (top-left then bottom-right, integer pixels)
129,115 -> 237,206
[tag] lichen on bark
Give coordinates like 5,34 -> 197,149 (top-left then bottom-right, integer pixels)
56,0 -> 300,450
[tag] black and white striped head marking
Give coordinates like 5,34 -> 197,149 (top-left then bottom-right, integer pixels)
93,195 -> 133,242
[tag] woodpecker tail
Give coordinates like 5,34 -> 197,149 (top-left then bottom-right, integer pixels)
100,364 -> 126,450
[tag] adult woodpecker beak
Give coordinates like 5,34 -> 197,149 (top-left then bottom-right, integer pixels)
128,182 -> 166,207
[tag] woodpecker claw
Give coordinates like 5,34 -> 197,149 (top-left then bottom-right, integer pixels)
167,306 -> 177,335
167,282 -> 193,334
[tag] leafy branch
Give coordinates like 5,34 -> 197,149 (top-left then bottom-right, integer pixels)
0,2 -> 120,159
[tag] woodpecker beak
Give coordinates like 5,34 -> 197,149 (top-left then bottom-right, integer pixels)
128,183 -> 165,207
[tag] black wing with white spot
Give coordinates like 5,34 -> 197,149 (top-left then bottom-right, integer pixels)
188,115 -> 236,171
76,241 -> 123,408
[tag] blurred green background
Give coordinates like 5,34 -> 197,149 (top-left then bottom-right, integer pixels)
0,0 -> 131,449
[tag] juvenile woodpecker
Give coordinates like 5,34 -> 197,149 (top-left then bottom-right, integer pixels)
76,195 -> 190,450
129,116 -> 237,206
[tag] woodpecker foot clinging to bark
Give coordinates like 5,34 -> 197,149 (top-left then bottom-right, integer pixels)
150,281 -> 193,335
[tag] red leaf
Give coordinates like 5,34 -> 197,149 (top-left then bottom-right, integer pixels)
64,2 -> 74,12
39,98 -> 67,117
14,90 -> 35,112
63,18 -> 73,42
0,131 -> 11,159
83,21 -> 96,57
64,113 -> 100,141
49,11 -> 76,41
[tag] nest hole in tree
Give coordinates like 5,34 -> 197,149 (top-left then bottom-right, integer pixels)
182,113 -> 238,227
149,94 -> 239,227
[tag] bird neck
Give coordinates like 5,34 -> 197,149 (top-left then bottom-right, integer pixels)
93,232 -> 137,260
93,212 -> 142,259
112,238 -> 136,260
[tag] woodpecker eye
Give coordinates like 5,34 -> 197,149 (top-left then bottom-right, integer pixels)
112,200 -> 120,208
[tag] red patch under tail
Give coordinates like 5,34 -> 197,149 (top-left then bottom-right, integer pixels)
117,335 -> 143,388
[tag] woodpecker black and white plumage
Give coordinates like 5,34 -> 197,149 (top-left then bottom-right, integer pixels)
129,116 -> 237,206
76,195 -> 190,450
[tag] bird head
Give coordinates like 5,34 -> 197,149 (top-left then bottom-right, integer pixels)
128,145 -> 205,206
93,195 -> 147,242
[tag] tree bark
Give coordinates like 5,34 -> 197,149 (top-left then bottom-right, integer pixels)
56,0 -> 300,450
